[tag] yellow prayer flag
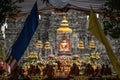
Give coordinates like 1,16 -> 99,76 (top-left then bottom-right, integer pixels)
0,44 -> 6,61
88,8 -> 120,78
0,51 -> 6,60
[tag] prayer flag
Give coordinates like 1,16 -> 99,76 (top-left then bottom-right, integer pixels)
6,1 -> 39,70
88,8 -> 120,78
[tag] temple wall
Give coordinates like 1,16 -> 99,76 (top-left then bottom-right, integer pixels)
0,10 -> 120,63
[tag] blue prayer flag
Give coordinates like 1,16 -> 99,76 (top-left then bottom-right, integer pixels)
6,1 -> 38,70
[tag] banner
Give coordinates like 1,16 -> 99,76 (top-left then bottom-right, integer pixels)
88,8 -> 120,78
6,1 -> 39,70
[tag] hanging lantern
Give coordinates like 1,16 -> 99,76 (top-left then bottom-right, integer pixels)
36,40 -> 43,48
78,41 -> 84,49
57,16 -> 72,34
89,40 -> 95,49
44,41 -> 51,49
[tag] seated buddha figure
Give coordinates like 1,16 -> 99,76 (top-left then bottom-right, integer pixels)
59,39 -> 70,51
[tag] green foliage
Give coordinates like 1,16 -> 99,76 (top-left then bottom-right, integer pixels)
0,0 -> 23,27
102,0 -> 120,39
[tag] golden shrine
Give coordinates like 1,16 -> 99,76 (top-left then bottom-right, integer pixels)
57,15 -> 72,56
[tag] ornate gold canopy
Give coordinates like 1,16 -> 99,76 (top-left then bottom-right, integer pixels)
36,40 -> 43,48
89,40 -> 95,49
44,41 -> 51,49
78,41 -> 84,49
57,16 -> 72,34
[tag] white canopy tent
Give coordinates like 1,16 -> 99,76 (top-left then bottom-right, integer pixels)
16,0 -> 106,14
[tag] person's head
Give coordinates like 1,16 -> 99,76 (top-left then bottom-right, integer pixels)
62,39 -> 66,43
73,63 -> 77,67
46,64 -> 50,68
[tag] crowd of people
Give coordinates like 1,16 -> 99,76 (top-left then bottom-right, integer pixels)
83,63 -> 112,77
0,59 -> 116,80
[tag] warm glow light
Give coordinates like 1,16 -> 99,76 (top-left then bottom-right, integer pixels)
96,13 -> 99,18
87,15 -> 89,20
